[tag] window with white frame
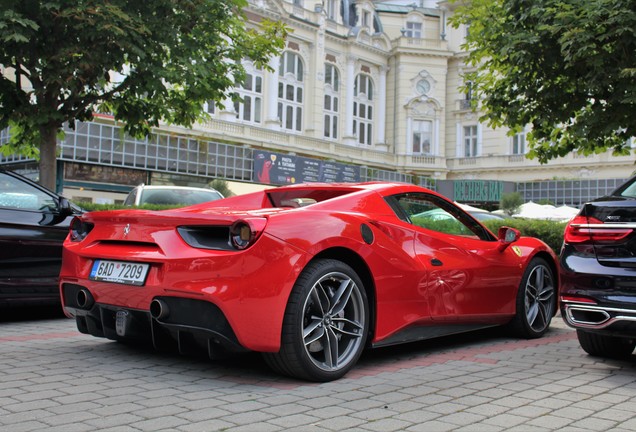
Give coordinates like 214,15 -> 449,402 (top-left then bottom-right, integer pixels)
325,0 -> 337,20
278,51 -> 304,132
405,22 -> 422,38
412,120 -> 432,154
206,101 -> 215,114
362,10 -> 370,27
512,131 -> 526,154
353,74 -> 373,146
324,63 -> 340,139
234,68 -> 263,124
463,125 -> 479,157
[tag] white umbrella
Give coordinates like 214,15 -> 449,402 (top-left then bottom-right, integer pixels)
551,205 -> 580,221
515,201 -> 555,219
455,202 -> 488,213
513,202 -> 578,221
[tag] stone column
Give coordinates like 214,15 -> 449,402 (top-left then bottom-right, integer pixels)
265,55 -> 281,130
343,55 -> 356,145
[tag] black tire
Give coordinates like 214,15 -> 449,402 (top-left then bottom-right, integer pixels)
577,330 -> 636,359
263,259 -> 369,382
507,257 -> 556,338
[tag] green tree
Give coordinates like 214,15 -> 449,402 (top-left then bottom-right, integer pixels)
449,0 -> 636,163
209,178 -> 235,198
500,191 -> 524,216
0,0 -> 288,190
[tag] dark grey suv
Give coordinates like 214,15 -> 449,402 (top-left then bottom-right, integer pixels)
0,170 -> 82,307
560,175 -> 636,358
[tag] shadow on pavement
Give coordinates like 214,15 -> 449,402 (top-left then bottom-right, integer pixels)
0,304 -> 66,323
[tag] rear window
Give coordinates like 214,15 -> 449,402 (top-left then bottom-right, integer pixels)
615,177 -> 636,198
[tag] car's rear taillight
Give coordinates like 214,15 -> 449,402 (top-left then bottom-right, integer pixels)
230,218 -> 267,250
69,217 -> 94,242
560,295 -> 597,305
564,215 -> 633,244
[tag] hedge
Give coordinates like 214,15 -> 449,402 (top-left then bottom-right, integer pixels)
481,218 -> 567,255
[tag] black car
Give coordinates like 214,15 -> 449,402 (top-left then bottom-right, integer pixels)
0,170 -> 82,307
560,176 -> 636,358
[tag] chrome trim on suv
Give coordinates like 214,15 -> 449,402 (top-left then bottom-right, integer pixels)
562,301 -> 636,329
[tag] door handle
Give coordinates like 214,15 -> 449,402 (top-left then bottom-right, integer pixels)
431,258 -> 443,266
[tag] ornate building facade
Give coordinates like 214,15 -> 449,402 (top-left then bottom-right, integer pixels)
2,0 -> 634,205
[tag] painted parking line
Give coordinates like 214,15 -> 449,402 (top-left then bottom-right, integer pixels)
218,329 -> 578,389
0,326 -> 577,390
350,330 -> 577,378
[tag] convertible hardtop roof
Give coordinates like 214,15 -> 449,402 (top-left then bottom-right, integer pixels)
178,181 -> 428,212
266,182 -> 426,205
270,181 -> 421,194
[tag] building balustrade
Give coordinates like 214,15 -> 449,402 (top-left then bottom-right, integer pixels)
199,118 -> 444,171
393,36 -> 447,51
448,151 -> 635,172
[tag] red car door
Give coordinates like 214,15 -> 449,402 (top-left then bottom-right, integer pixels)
413,230 -> 521,321
388,192 -> 521,322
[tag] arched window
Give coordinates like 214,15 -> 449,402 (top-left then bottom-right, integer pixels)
278,52 -> 304,132
324,64 -> 340,139
353,74 -> 373,145
234,62 -> 263,124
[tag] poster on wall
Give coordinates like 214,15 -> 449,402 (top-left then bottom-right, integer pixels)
254,150 -> 360,185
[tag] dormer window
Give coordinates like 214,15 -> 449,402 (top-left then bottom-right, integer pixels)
405,22 -> 422,38
362,10 -> 370,27
325,0 -> 337,20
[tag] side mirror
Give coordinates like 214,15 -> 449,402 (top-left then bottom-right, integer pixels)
58,197 -> 74,217
497,226 -> 520,252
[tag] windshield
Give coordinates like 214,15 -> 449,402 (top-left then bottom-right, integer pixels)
140,189 -> 223,205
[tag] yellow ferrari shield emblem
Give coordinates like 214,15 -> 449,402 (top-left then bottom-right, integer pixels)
512,246 -> 523,257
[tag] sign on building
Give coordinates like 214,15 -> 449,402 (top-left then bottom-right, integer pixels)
254,150 -> 360,185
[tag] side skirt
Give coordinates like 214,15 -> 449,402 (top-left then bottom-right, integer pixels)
372,323 -> 500,348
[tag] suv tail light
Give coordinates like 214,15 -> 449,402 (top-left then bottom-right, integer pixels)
564,215 -> 633,244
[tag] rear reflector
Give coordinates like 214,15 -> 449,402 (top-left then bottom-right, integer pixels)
560,295 -> 597,304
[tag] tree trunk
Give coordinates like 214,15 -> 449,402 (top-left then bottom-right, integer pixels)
39,125 -> 58,191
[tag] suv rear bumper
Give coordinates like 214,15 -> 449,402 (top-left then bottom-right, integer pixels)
561,300 -> 636,330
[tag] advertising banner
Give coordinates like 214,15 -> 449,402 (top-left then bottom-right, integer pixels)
254,150 -> 360,185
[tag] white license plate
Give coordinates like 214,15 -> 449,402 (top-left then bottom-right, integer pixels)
89,260 -> 150,286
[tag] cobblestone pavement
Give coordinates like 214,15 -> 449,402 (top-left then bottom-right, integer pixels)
1,311 -> 635,432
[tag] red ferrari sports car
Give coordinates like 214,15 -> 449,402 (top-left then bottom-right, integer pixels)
60,182 -> 558,381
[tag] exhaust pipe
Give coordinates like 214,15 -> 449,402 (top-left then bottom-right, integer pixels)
76,289 -> 94,309
565,305 -> 610,327
150,299 -> 169,320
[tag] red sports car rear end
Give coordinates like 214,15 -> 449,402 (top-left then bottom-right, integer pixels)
61,182 -> 559,381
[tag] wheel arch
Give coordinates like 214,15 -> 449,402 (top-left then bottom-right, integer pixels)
309,247 -> 377,345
